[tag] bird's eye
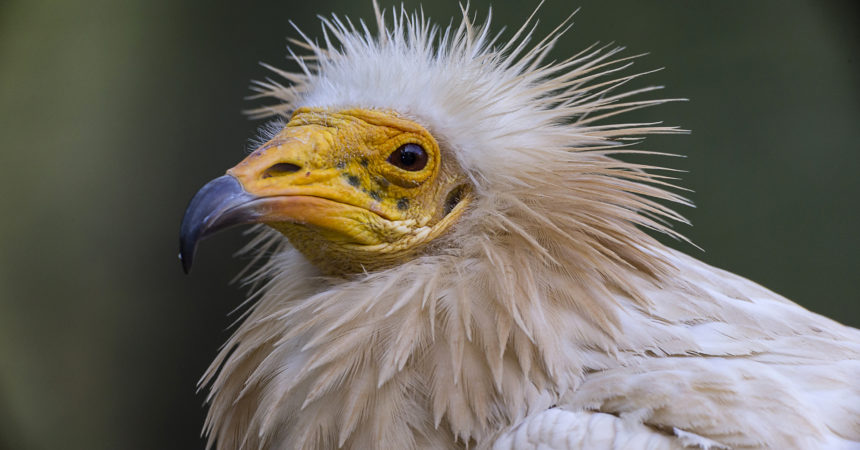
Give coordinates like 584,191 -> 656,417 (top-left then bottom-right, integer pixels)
387,143 -> 428,172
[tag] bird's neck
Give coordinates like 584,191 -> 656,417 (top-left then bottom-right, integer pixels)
200,241 -> 680,449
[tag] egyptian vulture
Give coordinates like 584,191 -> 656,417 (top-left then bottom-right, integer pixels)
179,4 -> 860,449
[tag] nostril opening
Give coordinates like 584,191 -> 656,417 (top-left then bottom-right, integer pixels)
262,162 -> 301,178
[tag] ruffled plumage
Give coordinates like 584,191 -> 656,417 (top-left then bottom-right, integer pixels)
199,4 -> 860,449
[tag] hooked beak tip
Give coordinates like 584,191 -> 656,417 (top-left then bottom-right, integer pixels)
179,175 -> 255,274
178,252 -> 191,274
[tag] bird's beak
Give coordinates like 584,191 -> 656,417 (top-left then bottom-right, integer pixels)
179,170 -> 372,273
178,175 -> 256,273
179,121 -> 390,273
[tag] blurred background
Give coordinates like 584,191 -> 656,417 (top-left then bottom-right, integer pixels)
1,0 -> 858,448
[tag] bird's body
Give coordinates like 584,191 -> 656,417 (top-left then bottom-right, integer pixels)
181,4 -> 860,449
202,243 -> 860,449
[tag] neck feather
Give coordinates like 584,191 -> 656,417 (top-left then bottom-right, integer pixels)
201,211 -> 684,449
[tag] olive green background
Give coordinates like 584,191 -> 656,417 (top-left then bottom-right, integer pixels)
1,1 -> 858,449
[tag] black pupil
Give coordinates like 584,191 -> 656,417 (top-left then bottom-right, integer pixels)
400,146 -> 419,166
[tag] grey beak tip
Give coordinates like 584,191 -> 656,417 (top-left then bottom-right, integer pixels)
179,175 -> 251,274
179,245 -> 194,274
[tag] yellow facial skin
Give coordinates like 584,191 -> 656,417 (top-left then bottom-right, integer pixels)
227,108 -> 471,274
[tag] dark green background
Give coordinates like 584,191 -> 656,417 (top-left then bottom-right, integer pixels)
1,1 -> 858,449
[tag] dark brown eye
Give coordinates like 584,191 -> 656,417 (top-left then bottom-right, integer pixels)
387,143 -> 428,171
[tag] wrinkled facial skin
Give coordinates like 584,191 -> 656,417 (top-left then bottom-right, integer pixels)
207,108 -> 470,274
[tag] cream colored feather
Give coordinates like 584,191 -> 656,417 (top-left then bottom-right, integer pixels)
199,4 -> 860,449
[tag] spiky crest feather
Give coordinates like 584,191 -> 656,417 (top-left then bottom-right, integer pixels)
200,4 -> 860,449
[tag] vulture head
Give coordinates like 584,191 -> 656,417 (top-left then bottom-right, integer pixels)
180,4 -> 686,280
179,3 -> 860,450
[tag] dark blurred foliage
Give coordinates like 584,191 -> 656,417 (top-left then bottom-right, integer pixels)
0,1 -> 858,449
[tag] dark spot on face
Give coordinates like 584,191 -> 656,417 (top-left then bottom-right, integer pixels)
336,161 -> 346,170
375,177 -> 390,188
369,191 -> 381,201
347,175 -> 361,187
360,158 -> 369,167
397,198 -> 409,210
